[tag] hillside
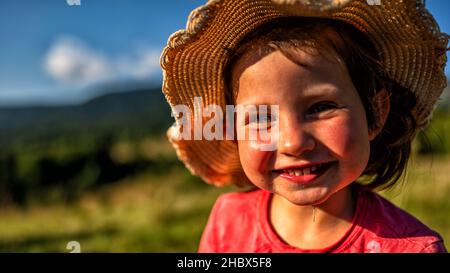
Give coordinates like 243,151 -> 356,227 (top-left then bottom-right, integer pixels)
0,88 -> 173,148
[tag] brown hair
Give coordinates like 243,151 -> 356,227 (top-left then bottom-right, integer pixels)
225,17 -> 418,191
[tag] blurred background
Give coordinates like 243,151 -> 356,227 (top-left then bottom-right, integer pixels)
0,0 -> 449,252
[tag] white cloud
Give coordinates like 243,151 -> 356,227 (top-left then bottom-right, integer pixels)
43,37 -> 110,85
43,36 -> 161,87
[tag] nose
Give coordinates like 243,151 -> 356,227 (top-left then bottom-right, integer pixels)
277,115 -> 316,157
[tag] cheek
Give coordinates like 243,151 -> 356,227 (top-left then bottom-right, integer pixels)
320,115 -> 371,170
237,140 -> 273,185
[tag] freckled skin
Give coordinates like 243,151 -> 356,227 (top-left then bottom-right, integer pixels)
234,49 -> 374,206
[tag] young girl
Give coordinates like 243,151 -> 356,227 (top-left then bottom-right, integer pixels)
160,0 -> 448,252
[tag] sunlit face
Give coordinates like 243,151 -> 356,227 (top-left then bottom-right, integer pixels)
233,48 -> 377,206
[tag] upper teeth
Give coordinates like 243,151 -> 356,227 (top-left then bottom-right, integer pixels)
286,164 -> 321,176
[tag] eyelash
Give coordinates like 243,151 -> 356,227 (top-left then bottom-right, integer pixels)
308,101 -> 338,114
247,113 -> 274,124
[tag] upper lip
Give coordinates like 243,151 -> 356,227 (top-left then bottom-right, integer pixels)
272,161 -> 335,172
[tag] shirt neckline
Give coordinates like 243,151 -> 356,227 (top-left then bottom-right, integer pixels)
257,187 -> 367,252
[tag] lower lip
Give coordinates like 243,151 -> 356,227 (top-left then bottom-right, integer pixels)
278,163 -> 334,185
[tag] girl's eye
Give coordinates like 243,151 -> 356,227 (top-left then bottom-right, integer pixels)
308,101 -> 338,114
248,113 -> 272,124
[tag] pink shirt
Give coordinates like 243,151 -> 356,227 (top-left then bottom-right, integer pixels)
198,188 -> 447,253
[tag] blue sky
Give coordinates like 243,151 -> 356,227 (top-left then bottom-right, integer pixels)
0,0 -> 449,106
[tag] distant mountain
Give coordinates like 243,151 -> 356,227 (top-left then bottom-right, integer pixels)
0,88 -> 173,148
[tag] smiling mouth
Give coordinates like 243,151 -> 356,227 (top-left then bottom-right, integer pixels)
273,161 -> 336,184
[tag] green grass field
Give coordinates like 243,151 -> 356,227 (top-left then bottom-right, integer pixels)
0,147 -> 448,252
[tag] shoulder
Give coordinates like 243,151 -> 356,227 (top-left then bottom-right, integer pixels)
356,188 -> 446,252
199,189 -> 269,252
214,189 -> 265,208
210,189 -> 266,220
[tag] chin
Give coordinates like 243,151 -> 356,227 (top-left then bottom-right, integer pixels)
281,187 -> 333,206
287,197 -> 330,207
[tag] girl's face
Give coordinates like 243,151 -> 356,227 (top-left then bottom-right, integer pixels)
234,48 -> 377,206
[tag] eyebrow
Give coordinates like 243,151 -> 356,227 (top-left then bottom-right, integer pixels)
236,86 -> 339,106
299,86 -> 339,99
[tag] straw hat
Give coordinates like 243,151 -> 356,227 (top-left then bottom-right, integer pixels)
160,0 -> 449,186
